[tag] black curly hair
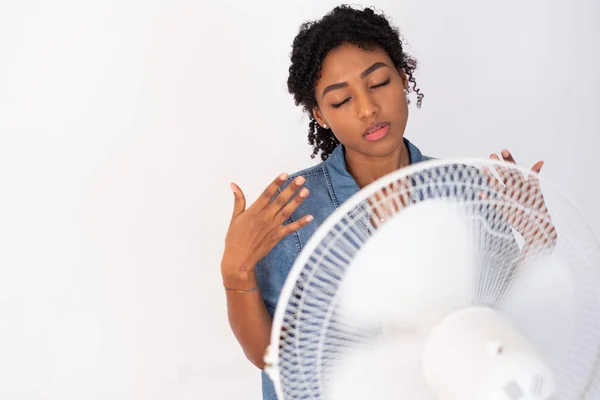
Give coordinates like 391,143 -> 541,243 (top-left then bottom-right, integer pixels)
287,5 -> 424,161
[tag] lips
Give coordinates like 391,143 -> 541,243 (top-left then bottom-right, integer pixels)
363,122 -> 390,142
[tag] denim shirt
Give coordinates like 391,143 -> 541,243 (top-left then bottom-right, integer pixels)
254,138 -> 431,400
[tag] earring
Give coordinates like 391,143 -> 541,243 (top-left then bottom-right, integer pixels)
323,124 -> 328,129
404,89 -> 411,105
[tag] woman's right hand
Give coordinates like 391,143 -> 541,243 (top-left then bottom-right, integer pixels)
221,173 -> 313,282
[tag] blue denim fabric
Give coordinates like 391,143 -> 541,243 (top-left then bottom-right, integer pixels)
254,138 -> 431,400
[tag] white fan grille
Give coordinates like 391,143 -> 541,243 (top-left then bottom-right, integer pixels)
267,160 -> 600,400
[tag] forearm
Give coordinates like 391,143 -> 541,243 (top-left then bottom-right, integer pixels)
223,269 -> 273,369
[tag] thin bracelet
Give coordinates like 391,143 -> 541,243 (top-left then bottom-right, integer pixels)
223,283 -> 258,293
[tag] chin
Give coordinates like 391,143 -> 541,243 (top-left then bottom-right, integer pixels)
360,139 -> 404,158
372,132 -> 405,152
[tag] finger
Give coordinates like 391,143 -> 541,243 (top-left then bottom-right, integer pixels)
229,182 -> 246,220
527,160 -> 544,190
275,187 -> 310,222
490,153 -> 510,185
501,149 -> 529,188
254,173 -> 289,210
531,160 -> 544,174
501,149 -> 516,164
279,215 -> 314,237
269,176 -> 306,217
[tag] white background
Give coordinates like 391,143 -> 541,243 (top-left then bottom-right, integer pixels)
0,0 -> 598,399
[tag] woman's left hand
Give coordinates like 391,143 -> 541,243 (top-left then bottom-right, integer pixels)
482,149 -> 558,252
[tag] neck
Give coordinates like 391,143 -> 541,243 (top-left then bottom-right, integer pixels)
344,142 -> 410,189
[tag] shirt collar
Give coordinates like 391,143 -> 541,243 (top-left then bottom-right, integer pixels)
323,137 -> 427,207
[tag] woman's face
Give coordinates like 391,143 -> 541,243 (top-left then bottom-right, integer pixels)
313,43 -> 409,159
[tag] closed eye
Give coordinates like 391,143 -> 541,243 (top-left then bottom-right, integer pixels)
371,78 -> 390,89
330,78 -> 390,109
331,98 -> 350,109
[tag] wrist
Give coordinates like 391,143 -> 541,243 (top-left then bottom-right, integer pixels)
222,272 -> 258,292
221,261 -> 257,287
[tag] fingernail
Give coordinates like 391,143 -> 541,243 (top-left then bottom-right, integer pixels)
299,188 -> 309,197
305,215 -> 314,222
279,173 -> 288,180
295,176 -> 306,185
502,149 -> 509,156
229,183 -> 235,192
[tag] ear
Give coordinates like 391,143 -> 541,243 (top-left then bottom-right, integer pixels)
398,69 -> 409,90
312,106 -> 328,129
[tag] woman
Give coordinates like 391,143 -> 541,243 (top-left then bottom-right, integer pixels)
221,5 -> 551,399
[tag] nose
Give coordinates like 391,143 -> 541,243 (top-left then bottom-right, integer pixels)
356,91 -> 380,120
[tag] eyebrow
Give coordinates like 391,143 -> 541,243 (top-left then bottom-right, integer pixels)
321,62 -> 390,99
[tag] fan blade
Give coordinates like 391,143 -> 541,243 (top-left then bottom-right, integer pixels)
499,245 -> 577,393
337,198 -> 477,330
329,335 -> 435,400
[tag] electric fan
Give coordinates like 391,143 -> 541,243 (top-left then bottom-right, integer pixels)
263,158 -> 600,400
